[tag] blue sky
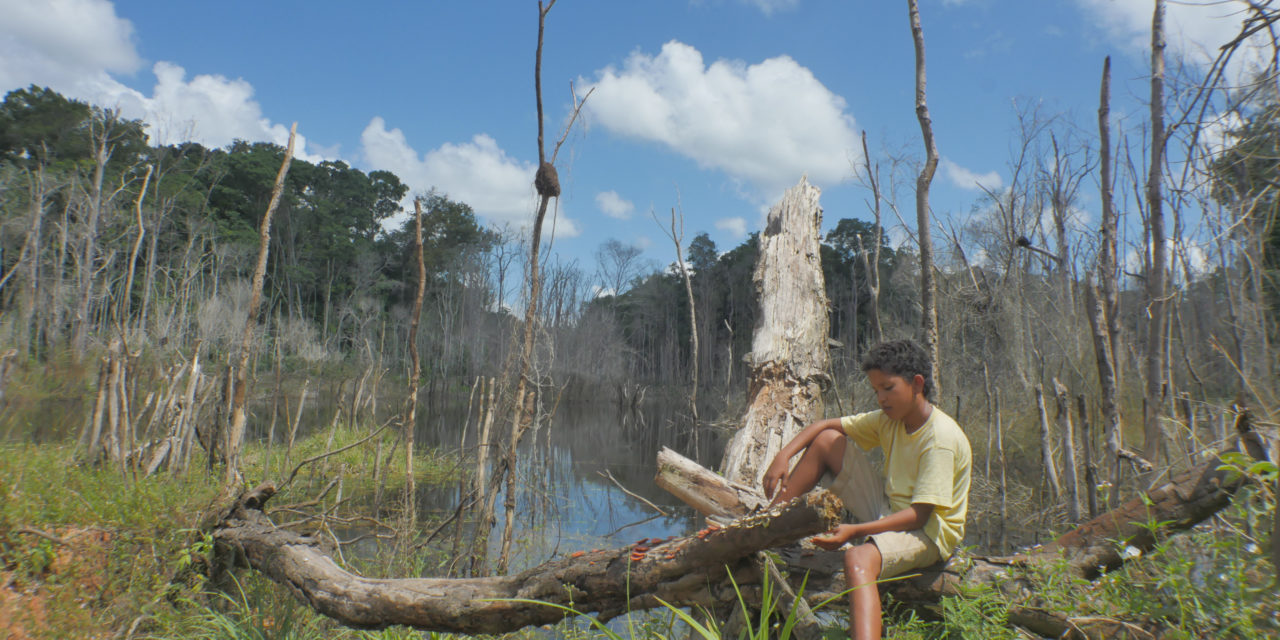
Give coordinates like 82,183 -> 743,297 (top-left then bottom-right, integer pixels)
0,0 -> 1258,273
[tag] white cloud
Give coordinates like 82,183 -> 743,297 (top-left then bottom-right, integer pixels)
0,0 -> 139,82
101,62 -> 316,158
1198,109 -> 1246,156
716,216 -> 749,238
0,2 -> 323,161
941,157 -> 1003,191
741,0 -> 799,15
580,41 -> 860,199
361,117 -> 578,236
1073,0 -> 1263,66
595,190 -> 635,219
1122,237 -> 1212,286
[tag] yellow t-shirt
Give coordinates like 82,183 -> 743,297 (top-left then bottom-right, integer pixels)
840,408 -> 971,556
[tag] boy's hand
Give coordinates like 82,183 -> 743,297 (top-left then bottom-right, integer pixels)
761,456 -> 789,500
811,524 -> 861,550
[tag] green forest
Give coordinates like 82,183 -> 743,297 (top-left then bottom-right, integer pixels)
0,1 -> 1277,638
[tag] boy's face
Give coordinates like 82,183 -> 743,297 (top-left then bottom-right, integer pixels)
866,368 -> 924,421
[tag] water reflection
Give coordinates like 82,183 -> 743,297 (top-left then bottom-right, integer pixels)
413,391 -> 721,572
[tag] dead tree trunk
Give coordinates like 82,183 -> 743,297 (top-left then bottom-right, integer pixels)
1144,0 -> 1170,465
119,164 -> 153,330
210,483 -> 842,635
908,0 -> 942,396
404,197 -> 427,529
720,177 -> 830,487
662,206 -> 699,425
72,123 -> 113,357
1094,57 -> 1125,509
1034,384 -> 1062,502
224,124 -> 296,485
858,131 -> 884,346
1052,378 -> 1081,522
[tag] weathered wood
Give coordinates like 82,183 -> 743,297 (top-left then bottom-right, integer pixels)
1053,378 -> 1081,522
211,484 -> 843,634
1034,384 -> 1062,501
721,177 -> 830,488
656,446 -> 769,518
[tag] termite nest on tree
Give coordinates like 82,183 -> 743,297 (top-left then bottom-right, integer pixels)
535,161 -> 560,198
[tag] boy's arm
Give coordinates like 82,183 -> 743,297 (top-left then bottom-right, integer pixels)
811,503 -> 935,550
761,418 -> 846,499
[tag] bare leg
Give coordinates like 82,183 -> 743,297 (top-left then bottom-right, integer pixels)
845,542 -> 883,640
769,429 -> 846,505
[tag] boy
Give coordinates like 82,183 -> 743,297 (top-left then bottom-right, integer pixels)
762,340 -> 971,640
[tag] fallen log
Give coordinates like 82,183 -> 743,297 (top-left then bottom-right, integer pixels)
210,483 -> 843,634
657,415 -> 1272,639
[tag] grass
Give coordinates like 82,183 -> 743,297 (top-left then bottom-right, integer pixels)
0,410 -> 1274,639
0,424 -> 458,640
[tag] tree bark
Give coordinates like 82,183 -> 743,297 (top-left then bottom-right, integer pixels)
720,177 -> 829,487
211,483 -> 842,635
908,0 -> 942,396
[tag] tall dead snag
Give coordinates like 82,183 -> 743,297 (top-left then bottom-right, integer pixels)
73,115 -> 112,356
1093,55 -> 1124,506
224,123 -> 296,486
119,164 -> 154,329
659,206 -> 700,424
211,483 -> 841,634
720,177 -> 829,487
404,197 -> 428,529
1144,0 -> 1170,465
908,0 -> 942,396
495,0 -> 591,574
857,131 -> 884,346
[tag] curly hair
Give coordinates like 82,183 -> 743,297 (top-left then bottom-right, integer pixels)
861,339 -> 934,401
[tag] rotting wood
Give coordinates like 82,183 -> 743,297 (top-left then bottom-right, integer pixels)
720,177 -> 830,488
657,446 -> 769,518
210,484 -> 842,634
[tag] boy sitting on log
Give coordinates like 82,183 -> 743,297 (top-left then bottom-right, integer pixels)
763,339 -> 971,640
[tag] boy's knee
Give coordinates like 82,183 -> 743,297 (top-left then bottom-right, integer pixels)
843,542 -> 881,585
812,428 -> 845,456
812,429 -> 846,473
814,428 -> 844,447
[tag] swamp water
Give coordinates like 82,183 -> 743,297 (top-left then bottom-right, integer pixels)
272,385 -> 726,575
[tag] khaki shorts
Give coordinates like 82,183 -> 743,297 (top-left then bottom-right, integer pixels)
823,441 -> 942,579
